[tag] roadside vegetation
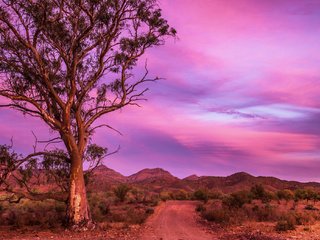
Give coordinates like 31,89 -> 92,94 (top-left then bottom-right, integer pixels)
2,183 -> 320,240
0,184 -> 158,230
195,185 -> 320,239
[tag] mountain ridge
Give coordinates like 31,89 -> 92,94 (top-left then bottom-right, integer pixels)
89,164 -> 320,193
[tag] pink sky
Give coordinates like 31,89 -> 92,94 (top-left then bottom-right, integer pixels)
1,0 -> 320,181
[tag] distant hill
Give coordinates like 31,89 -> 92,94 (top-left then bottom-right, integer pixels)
127,168 -> 178,184
88,165 -> 320,194
87,165 -> 127,191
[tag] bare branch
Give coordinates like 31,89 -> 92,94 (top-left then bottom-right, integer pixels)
89,124 -> 123,136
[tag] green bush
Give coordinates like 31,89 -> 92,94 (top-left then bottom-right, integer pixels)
295,212 -> 315,225
276,190 -> 293,202
169,190 -> 189,200
209,191 -> 222,200
251,204 -> 277,222
223,191 -> 251,209
250,185 -> 273,203
113,184 -> 131,202
275,214 -> 296,232
0,200 -> 65,227
193,189 -> 209,202
195,204 -> 206,212
275,220 -> 295,232
202,208 -> 231,224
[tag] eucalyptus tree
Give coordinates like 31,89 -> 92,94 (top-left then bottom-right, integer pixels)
0,0 -> 175,229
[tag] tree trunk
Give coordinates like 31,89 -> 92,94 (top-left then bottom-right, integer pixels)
66,152 -> 94,230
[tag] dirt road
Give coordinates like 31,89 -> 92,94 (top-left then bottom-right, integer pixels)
140,201 -> 217,240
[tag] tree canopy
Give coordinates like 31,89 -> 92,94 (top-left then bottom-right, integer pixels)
0,0 -> 176,229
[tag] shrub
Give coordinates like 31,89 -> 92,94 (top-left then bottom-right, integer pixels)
209,191 -> 222,200
196,203 -> 206,212
159,191 -> 171,201
275,214 -> 296,232
275,220 -> 295,232
193,189 -> 209,202
251,185 -> 266,199
295,189 -> 307,202
251,204 -> 277,222
295,212 -> 315,225
108,206 -> 151,224
202,208 -> 231,224
0,199 -> 65,227
98,202 -> 110,215
126,208 -> 148,224
145,207 -> 154,214
276,190 -> 293,202
223,191 -> 251,209
251,185 -> 273,203
113,184 -> 131,202
169,190 -> 189,200
130,188 -> 144,203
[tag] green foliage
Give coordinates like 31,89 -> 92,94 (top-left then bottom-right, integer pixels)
223,191 -> 252,209
0,200 -> 65,227
209,191 -> 222,200
294,189 -> 319,202
0,0 -> 176,225
202,208 -> 231,224
250,184 -> 273,203
251,204 -> 277,222
275,216 -> 296,232
193,189 -> 209,202
276,190 -> 294,202
113,184 -> 131,202
169,190 -> 189,200
294,189 -> 306,201
84,145 -> 107,163
130,188 -> 144,203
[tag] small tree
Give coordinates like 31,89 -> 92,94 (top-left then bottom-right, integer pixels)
250,184 -> 272,203
113,184 -> 131,202
0,143 -> 106,203
223,191 -> 251,209
276,189 -> 293,204
0,0 -> 175,229
294,189 -> 307,202
193,189 -> 209,202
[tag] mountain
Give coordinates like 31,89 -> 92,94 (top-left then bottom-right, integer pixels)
85,165 -> 320,193
6,164 -> 320,195
183,174 -> 200,181
127,168 -> 179,185
88,165 -> 127,191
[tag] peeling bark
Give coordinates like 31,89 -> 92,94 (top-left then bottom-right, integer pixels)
66,153 -> 94,230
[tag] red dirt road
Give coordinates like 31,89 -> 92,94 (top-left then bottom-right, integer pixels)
140,201 -> 217,240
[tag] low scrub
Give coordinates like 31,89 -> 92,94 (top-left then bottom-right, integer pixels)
0,200 -> 65,227
199,196 -> 320,233
275,220 -> 296,232
202,208 -> 231,224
